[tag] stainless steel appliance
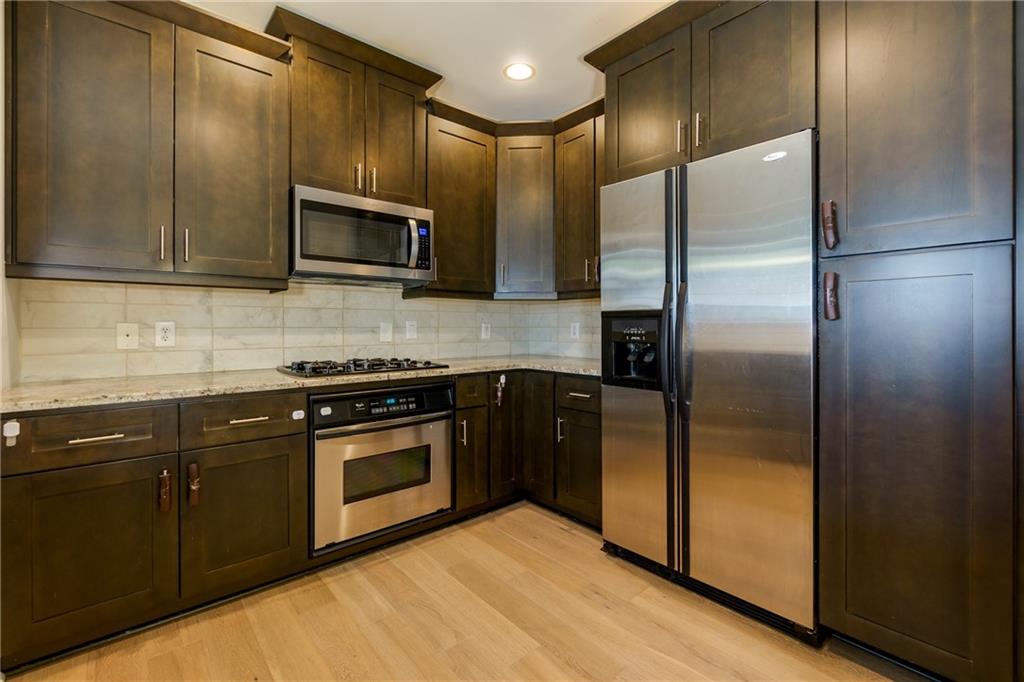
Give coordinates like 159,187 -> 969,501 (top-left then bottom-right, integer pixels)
600,130 -> 815,632
292,184 -> 434,286
311,383 -> 453,550
279,358 -> 447,377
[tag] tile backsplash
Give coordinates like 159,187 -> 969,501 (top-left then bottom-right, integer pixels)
12,279 -> 599,383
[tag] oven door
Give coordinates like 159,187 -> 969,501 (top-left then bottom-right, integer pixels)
313,411 -> 451,550
293,185 -> 433,284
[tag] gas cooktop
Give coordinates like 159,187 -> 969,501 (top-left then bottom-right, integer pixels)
278,358 -> 448,377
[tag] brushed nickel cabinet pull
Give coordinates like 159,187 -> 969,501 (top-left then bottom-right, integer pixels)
567,392 -> 592,400
68,432 -> 125,445
370,167 -> 377,194
694,112 -> 703,149
159,225 -> 165,260
595,255 -> 601,283
556,417 -> 566,443
355,163 -> 363,191
433,257 -> 438,282
500,262 -> 506,285
228,415 -> 270,425
675,119 -> 682,153
184,227 -> 190,262
187,462 -> 201,508
460,419 -> 468,446
584,258 -> 590,283
158,468 -> 172,513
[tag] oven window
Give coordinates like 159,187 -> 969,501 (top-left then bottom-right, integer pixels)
301,199 -> 410,268
343,445 -> 431,504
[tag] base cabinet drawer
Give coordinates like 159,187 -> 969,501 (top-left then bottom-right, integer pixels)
180,393 -> 306,450
1,453 -> 179,669
180,434 -> 307,601
556,375 -> 601,414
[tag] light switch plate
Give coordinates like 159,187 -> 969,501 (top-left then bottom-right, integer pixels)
116,323 -> 139,350
570,322 -> 581,340
155,321 -> 176,347
405,320 -> 418,340
379,321 -> 393,343
480,322 -> 491,340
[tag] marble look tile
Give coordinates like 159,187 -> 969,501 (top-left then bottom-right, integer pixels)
127,351 -> 213,376
343,286 -> 397,310
20,280 -> 126,303
213,328 -> 283,350
212,288 -> 283,308
213,348 -> 284,371
127,284 -> 211,305
127,303 -> 212,328
20,353 -> 126,382
21,328 -> 115,355
285,307 -> 344,328
213,305 -> 283,328
21,301 -> 125,329
282,282 -> 344,309
138,327 -> 212,351
284,328 -> 342,348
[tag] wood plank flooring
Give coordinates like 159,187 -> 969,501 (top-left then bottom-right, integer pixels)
17,503 -> 912,681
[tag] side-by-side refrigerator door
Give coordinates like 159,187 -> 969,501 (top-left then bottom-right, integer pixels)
682,130 -> 815,630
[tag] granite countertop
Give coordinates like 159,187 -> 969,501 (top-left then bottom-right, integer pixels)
0,356 -> 600,414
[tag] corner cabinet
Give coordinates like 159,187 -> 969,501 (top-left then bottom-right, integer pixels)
426,115 -> 496,294
495,136 -> 555,295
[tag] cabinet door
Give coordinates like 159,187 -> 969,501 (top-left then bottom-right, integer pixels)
555,408 -> 602,526
819,2 -> 1012,257
1,454 -> 178,668
691,1 -> 815,160
426,116 -> 496,293
521,372 -> 555,504
489,372 -> 523,499
291,38 -> 366,196
495,136 -> 554,294
180,435 -> 306,600
174,29 -> 289,279
555,119 -> 597,293
455,407 -> 489,510
365,67 -> 427,207
819,245 -> 1013,681
14,1 -> 173,271
594,113 -> 605,283
604,26 -> 689,183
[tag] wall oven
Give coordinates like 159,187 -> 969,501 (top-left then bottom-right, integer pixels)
292,184 -> 434,286
311,383 -> 453,551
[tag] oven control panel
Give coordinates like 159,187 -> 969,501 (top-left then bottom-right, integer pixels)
357,395 -> 421,416
312,382 -> 453,428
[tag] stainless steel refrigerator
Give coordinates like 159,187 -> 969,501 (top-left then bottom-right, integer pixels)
600,130 -> 815,632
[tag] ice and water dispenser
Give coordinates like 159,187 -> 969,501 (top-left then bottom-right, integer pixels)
601,313 -> 663,390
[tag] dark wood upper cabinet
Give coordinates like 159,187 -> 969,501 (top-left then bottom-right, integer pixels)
174,28 -> 289,280
180,435 -> 306,601
555,118 -> 597,293
604,26 -> 690,183
818,2 -> 1012,256
426,115 -> 496,294
14,1 -> 173,271
455,406 -> 489,510
1,454 -> 179,669
555,407 -> 602,527
819,245 -> 1013,681
521,372 -> 555,504
495,136 -> 554,295
691,1 -> 814,160
290,38 -> 366,195
365,67 -> 427,207
489,372 -> 522,499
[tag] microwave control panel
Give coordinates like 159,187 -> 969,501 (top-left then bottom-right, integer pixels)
415,222 -> 431,270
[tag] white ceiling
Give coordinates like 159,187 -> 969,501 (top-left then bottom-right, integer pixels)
191,1 -> 670,121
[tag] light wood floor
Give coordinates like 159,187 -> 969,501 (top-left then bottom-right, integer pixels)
18,503 -> 913,681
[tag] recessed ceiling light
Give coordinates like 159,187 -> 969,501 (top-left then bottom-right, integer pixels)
761,151 -> 787,162
503,63 -> 535,81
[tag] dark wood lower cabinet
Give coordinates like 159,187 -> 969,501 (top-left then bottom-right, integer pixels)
1,454 -> 179,668
819,244 -> 1014,681
521,372 -> 555,504
180,435 -> 307,600
455,406 -> 489,510
555,407 -> 602,526
489,372 -> 523,498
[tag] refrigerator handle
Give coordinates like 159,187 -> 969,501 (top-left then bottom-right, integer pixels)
675,282 -> 688,420
659,282 -> 672,417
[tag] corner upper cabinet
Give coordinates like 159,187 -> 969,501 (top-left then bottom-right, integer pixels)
604,26 -> 690,183
555,119 -> 597,293
426,116 -> 496,294
290,38 -> 366,195
174,29 -> 289,280
690,1 -> 815,160
13,1 -> 174,271
495,136 -> 554,295
818,2 -> 1012,256
365,68 -> 427,207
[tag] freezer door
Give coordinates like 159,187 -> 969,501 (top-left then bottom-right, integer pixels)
683,130 -> 815,628
599,170 -> 672,312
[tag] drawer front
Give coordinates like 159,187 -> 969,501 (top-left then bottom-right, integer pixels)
180,393 -> 306,450
456,374 -> 489,408
1,405 -> 178,476
556,376 -> 601,414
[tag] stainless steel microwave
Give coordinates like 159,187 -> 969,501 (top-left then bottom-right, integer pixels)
291,185 -> 434,286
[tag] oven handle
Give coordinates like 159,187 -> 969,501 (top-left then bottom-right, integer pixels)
314,411 -> 451,440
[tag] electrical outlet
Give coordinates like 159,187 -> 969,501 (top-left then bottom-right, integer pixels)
570,322 -> 581,340
155,321 -> 176,348
379,321 -> 393,343
480,322 -> 491,340
115,323 -> 139,350
405,320 -> 418,340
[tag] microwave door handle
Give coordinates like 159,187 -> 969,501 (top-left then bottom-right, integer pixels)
407,219 -> 420,268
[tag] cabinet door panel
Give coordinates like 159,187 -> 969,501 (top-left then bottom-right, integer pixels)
180,435 -> 306,600
555,119 -> 596,292
691,1 -> 814,159
521,372 -> 555,504
496,136 -> 554,294
291,38 -> 365,195
1,454 -> 178,668
489,372 -> 522,498
15,1 -> 173,270
555,408 -> 601,526
455,407 -> 489,510
365,68 -> 427,207
426,116 -> 496,293
819,2 -> 1012,256
175,29 -> 289,279
604,27 -> 689,183
819,245 -> 1013,680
